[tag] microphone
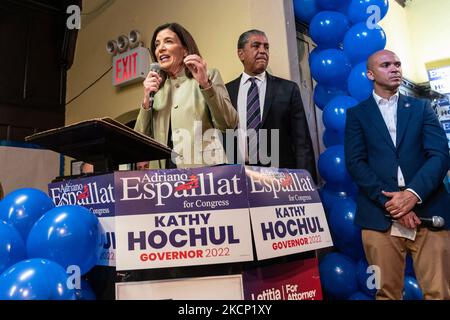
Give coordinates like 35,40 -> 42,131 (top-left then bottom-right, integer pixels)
149,62 -> 161,105
419,216 -> 445,228
385,214 -> 445,229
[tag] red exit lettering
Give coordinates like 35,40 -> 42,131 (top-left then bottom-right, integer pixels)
115,52 -> 138,84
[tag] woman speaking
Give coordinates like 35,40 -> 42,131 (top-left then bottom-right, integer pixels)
135,23 -> 238,168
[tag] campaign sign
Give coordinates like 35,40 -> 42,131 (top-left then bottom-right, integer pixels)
428,66 -> 450,94
243,258 -> 322,300
246,167 -> 333,260
441,119 -> 450,146
116,275 -> 244,300
114,165 -> 253,271
48,174 -> 116,267
436,104 -> 450,121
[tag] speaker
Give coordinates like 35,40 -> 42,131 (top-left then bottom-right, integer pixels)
129,30 -> 142,48
117,35 -> 129,53
106,40 -> 118,55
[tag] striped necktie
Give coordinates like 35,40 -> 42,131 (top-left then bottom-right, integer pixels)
247,77 -> 261,163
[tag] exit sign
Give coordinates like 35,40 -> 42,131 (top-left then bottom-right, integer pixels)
113,47 -> 150,87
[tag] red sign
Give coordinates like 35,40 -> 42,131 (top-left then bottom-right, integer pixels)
115,52 -> 138,84
243,257 -> 323,300
113,47 -> 150,87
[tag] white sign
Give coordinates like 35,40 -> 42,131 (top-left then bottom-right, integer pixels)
98,217 -> 116,267
115,209 -> 253,270
436,105 -> 450,121
250,203 -> 333,260
114,166 -> 254,271
428,66 -> 450,94
246,167 -> 333,260
116,275 -> 244,300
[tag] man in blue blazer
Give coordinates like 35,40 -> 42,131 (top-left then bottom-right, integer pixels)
345,50 -> 450,299
225,30 -> 316,182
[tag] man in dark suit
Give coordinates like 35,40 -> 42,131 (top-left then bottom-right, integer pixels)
225,29 -> 316,181
345,50 -> 450,299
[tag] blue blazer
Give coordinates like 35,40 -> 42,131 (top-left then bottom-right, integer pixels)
345,94 -> 450,231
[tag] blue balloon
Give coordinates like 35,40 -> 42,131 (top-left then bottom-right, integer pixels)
293,0 -> 320,24
329,199 -> 359,243
348,62 -> 374,102
319,252 -> 358,299
0,259 -> 75,300
323,95 -> 359,132
344,22 -> 387,65
403,276 -> 423,300
323,129 -> 345,148
0,221 -> 26,274
348,0 -> 389,24
318,0 -> 351,11
326,179 -> 358,199
319,184 -> 351,212
0,188 -> 55,241
348,291 -> 373,300
310,11 -> 350,49
329,198 -> 365,261
318,145 -> 353,186
355,259 -> 377,297
313,84 -> 347,111
309,47 -> 323,68
27,205 -> 101,275
311,49 -> 352,88
74,279 -> 96,300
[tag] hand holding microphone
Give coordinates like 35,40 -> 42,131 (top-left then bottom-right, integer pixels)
382,190 -> 445,229
396,211 -> 421,229
142,62 -> 161,109
385,212 -> 445,229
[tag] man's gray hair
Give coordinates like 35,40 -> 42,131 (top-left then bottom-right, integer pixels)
237,29 -> 267,49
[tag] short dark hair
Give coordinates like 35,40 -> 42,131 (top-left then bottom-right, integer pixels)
237,29 -> 267,49
150,23 -> 201,80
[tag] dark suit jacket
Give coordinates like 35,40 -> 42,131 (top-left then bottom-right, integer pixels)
225,73 -> 317,182
345,94 -> 450,231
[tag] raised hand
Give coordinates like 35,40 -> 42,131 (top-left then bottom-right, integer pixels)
184,54 -> 210,89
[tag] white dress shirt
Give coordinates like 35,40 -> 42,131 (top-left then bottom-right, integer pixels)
236,72 -> 267,161
373,91 -> 422,203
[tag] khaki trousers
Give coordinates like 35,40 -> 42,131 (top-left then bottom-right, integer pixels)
362,227 -> 450,300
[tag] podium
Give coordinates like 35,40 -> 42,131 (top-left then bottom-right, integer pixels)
25,117 -> 172,172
